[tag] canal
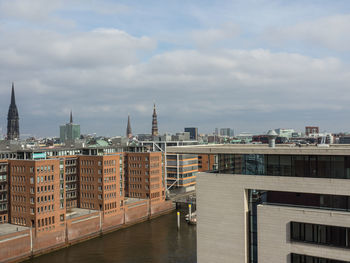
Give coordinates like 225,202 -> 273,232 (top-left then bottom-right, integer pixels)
25,208 -> 196,263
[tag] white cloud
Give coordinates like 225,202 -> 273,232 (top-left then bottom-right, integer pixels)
266,14 -> 350,51
0,0 -> 63,21
191,23 -> 240,48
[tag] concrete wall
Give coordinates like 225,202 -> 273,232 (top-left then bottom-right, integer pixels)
197,172 -> 350,263
258,205 -> 350,263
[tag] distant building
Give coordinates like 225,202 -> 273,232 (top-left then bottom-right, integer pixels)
167,153 -> 197,190
274,128 -> 295,138
7,83 -> 20,140
59,111 -> 80,143
338,136 -> 350,144
198,154 -> 218,172
220,128 -> 234,137
152,104 -> 158,137
184,127 -> 198,140
305,126 -> 319,136
126,115 -> 132,139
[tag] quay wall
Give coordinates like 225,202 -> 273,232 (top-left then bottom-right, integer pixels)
0,200 -> 174,263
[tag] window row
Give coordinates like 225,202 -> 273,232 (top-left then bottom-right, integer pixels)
37,175 -> 54,184
36,204 -> 54,213
81,160 -> 95,166
219,154 -> 350,179
0,193 -> 7,201
104,160 -> 116,166
129,192 -> 142,198
12,195 -> 26,202
105,201 -> 117,210
150,192 -> 160,199
0,165 -> 7,172
12,185 -> 26,192
36,195 -> 54,203
37,216 -> 55,227
291,222 -> 350,248
104,192 -> 116,199
81,192 -> 94,199
37,184 -> 54,193
291,253 -> 349,263
104,176 -> 116,182
12,205 -> 25,212
81,184 -> 94,191
36,165 -> 54,173
0,203 -> 7,211
12,217 -> 26,225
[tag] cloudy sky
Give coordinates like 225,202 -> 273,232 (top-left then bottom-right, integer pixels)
0,0 -> 350,137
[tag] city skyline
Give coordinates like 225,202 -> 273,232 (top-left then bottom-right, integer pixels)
0,1 -> 350,136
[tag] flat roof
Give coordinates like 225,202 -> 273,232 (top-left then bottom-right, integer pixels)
166,144 -> 350,155
0,223 -> 29,237
125,197 -> 145,205
66,208 -> 98,220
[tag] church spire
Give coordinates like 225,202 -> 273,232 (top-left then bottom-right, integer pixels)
70,110 -> 73,124
152,103 -> 158,136
11,82 -> 15,105
7,82 -> 20,140
126,114 -> 132,139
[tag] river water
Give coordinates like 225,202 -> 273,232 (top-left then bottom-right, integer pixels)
25,208 -> 196,263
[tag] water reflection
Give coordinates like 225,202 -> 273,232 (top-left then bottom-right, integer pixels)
25,208 -> 196,263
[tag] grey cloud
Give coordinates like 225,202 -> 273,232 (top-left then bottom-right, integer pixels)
0,26 -> 349,136
265,14 -> 350,51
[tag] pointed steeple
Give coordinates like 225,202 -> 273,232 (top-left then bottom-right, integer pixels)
7,82 -> 19,140
11,82 -> 15,105
126,114 -> 132,139
152,103 -> 158,136
70,110 -> 73,124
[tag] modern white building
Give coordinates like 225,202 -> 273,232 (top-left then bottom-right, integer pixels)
168,144 -> 350,263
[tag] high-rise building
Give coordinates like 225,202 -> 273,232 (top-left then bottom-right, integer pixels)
184,127 -> 198,140
152,104 -> 158,137
305,126 -> 319,136
7,83 -> 19,140
60,111 -> 81,143
126,115 -> 132,139
168,144 -> 350,263
219,128 -> 234,137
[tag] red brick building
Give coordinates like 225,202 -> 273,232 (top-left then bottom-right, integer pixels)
124,152 -> 165,203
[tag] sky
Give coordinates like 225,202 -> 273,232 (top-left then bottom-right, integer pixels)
0,0 -> 350,137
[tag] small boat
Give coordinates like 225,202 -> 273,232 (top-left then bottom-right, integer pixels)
185,212 -> 197,225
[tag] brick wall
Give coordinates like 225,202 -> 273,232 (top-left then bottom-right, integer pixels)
0,199 -> 174,263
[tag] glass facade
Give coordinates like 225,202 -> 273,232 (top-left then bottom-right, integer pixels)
218,154 -> 350,179
266,191 -> 350,212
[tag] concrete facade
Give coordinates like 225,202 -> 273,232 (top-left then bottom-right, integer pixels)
197,172 -> 350,263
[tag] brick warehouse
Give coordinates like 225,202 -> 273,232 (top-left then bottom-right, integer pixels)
0,151 -> 173,263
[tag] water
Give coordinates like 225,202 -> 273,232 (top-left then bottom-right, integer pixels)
25,208 -> 196,263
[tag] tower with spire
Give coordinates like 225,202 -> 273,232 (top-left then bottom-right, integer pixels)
126,115 -> 132,139
152,103 -> 158,136
7,83 -> 20,140
59,110 -> 80,144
